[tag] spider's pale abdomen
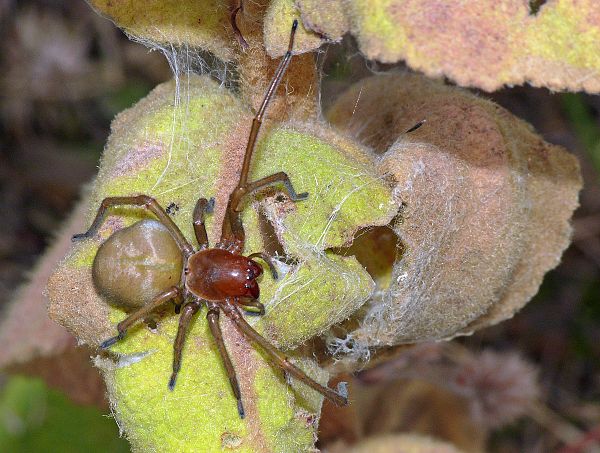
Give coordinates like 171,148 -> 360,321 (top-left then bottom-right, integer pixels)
92,219 -> 183,309
186,249 -> 262,301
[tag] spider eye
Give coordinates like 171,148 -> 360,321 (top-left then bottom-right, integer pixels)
247,260 -> 263,279
244,279 -> 260,299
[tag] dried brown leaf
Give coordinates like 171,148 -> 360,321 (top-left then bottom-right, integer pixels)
327,72 -> 581,345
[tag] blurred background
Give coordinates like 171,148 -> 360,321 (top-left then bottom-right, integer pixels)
0,1 -> 598,452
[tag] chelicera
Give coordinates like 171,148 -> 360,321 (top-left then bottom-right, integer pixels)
73,21 -> 348,418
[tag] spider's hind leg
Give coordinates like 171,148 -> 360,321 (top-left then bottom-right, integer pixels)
206,302 -> 245,418
223,301 -> 348,407
169,301 -> 201,390
100,286 -> 182,349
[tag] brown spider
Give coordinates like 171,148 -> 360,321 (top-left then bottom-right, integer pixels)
73,20 -> 348,419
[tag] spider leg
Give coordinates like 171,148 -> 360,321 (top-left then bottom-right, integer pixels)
206,302 -> 245,418
219,173 -> 309,254
244,172 -> 308,206
73,195 -> 194,256
169,301 -> 201,391
405,119 -> 426,134
220,171 -> 309,252
193,197 -> 214,249
247,252 -> 279,280
222,300 -> 348,406
219,20 -> 300,252
100,286 -> 182,349
229,0 -> 248,49
237,299 -> 266,316
219,202 -> 245,253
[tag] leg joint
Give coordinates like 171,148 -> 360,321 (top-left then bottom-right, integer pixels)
139,195 -> 154,207
206,308 -> 219,320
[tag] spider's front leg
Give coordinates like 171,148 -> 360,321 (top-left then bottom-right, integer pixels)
220,173 -> 308,252
73,195 -> 194,256
193,197 -> 215,249
219,21 -> 306,252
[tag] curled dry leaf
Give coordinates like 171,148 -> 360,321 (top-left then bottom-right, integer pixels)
46,75 -> 396,451
296,0 -> 600,92
327,72 -> 581,349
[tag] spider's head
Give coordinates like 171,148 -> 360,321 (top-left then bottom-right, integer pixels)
243,259 -> 263,299
246,259 -> 263,280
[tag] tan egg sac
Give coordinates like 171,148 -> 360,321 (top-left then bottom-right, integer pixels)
327,73 -> 581,345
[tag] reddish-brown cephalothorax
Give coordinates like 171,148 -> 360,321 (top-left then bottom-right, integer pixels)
185,249 -> 263,301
